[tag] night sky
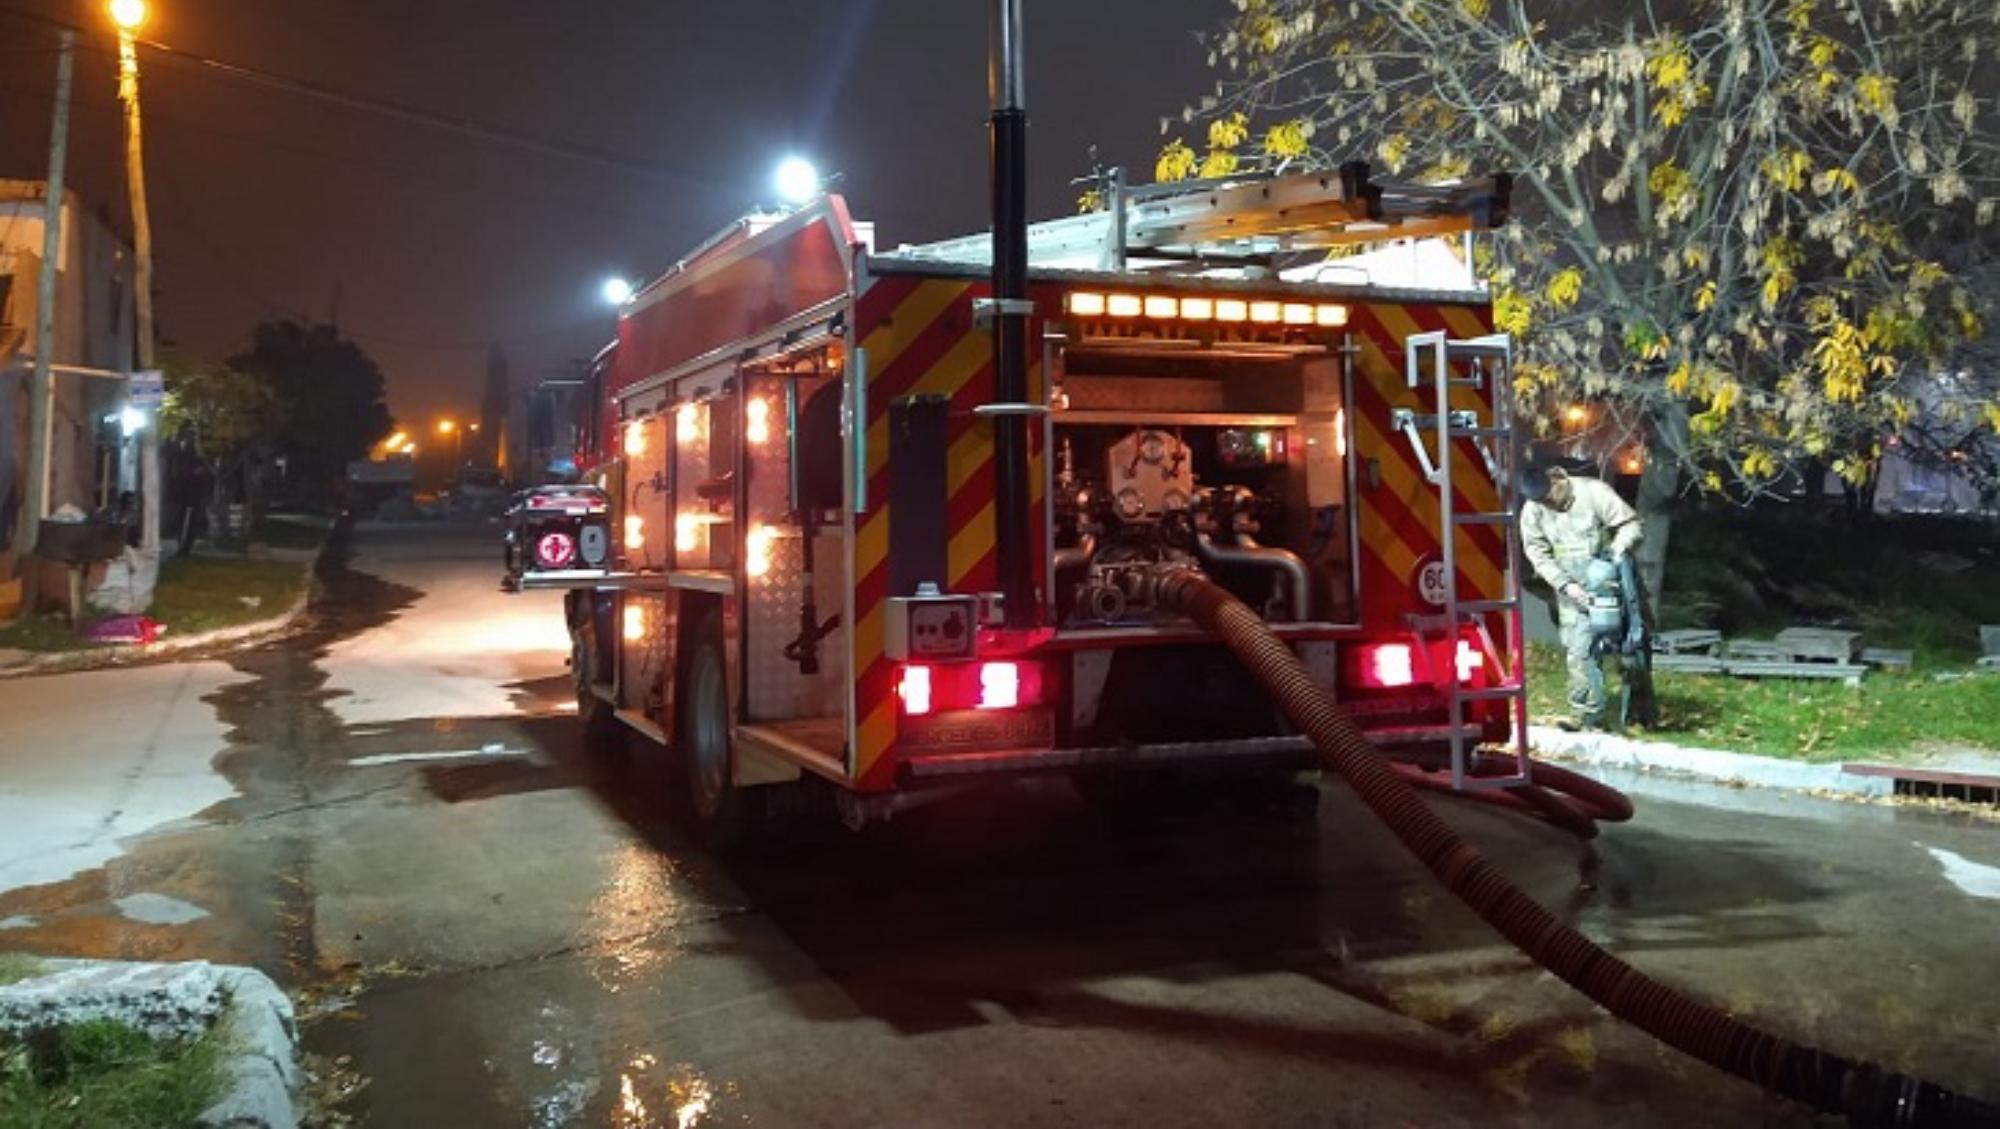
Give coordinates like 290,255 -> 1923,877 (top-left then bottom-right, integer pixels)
1,0 -> 1227,432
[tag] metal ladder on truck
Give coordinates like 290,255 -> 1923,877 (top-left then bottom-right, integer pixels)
1393,331 -> 1531,792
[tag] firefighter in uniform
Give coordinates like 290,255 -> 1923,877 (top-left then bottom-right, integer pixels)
1519,465 -> 1643,730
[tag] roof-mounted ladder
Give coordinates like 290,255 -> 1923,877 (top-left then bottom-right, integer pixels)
890,162 -> 1512,273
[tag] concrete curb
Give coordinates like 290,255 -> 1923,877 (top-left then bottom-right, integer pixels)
0,558 -> 318,681
0,957 -> 300,1128
1528,724 -> 1895,798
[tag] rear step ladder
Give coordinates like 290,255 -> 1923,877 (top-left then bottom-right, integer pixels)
1396,331 -> 1530,793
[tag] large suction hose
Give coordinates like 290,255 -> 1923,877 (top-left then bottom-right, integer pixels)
1149,569 -> 1997,1128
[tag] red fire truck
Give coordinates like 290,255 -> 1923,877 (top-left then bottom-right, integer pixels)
510,164 -> 1534,846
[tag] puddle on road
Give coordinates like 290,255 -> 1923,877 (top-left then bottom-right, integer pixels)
112,892 -> 210,925
1923,844 -> 2000,900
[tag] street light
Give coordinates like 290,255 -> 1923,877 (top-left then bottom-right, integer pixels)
108,0 -> 146,31
774,156 -> 820,206
601,276 -> 634,306
110,0 -> 159,551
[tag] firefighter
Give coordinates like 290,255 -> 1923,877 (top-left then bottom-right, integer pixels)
1519,465 -> 1643,730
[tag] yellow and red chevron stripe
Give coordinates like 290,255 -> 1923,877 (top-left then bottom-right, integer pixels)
1348,301 -> 1507,636
849,274 -> 1045,789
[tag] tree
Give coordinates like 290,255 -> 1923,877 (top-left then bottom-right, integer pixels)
228,320 -> 393,505
1165,0 -> 2000,585
159,351 -> 282,545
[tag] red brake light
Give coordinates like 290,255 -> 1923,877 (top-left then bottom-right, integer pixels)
534,531 -> 577,570
898,665 -> 933,716
1360,643 -> 1416,689
977,662 -> 1019,710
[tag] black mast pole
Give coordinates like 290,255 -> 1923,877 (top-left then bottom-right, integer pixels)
989,0 -> 1034,628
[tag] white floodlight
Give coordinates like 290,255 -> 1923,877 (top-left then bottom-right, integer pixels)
774,156 -> 820,206
601,276 -> 635,306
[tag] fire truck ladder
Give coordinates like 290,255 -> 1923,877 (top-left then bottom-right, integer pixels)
1394,331 -> 1530,792
889,163 -> 1510,271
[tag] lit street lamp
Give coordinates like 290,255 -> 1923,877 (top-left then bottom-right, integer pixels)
110,0 -> 159,552
437,418 -> 463,467
601,276 -> 634,306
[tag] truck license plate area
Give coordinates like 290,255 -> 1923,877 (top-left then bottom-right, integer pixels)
901,707 -> 1055,754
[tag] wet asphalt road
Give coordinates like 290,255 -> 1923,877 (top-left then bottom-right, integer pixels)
1,521 -> 1998,1128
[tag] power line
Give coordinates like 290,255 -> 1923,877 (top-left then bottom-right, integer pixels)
0,4 -> 720,190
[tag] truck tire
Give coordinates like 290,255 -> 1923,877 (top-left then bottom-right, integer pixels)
571,610 -> 623,750
679,610 -> 752,852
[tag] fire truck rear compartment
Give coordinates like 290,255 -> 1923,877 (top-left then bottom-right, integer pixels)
1048,343 -> 1353,630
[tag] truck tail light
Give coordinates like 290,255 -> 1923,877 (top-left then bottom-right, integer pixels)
534,531 -> 576,570
1456,638 -> 1484,684
898,665 -> 933,716
1355,643 -> 1416,689
977,662 -> 1020,710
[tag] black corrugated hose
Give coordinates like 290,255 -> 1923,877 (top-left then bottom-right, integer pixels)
1151,570 -> 1998,1128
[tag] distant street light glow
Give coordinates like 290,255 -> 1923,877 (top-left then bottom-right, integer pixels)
437,419 -> 457,435
108,0 -> 146,31
774,157 -> 820,206
601,276 -> 634,306
119,405 -> 149,437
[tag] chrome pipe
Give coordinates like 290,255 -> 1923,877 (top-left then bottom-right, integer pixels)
1195,532 -> 1312,622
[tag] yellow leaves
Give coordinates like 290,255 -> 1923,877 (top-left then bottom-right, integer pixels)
1785,0 -> 1815,32
1647,160 -> 1696,220
1984,403 -> 2000,434
1830,456 -> 1874,487
1681,245 -> 1711,273
1807,36 -> 1839,70
1908,261 -> 1947,288
1703,471 -> 1724,492
1855,73 -> 1897,119
1710,380 -> 1739,416
1377,132 -> 1411,174
1962,310 -> 1985,341
1418,155 -> 1471,184
1645,38 -> 1693,93
1695,280 -> 1718,313
1460,0 -> 1490,18
1666,361 -> 1694,396
1811,167 -> 1860,196
1645,37 -> 1708,127
1199,149 -> 1240,178
1742,449 -> 1779,479
1545,268 -> 1584,311
1809,313 -> 1889,403
1493,290 -> 1533,336
1760,149 -> 1813,193
1757,237 -> 1802,309
1207,112 -> 1249,152
1263,119 -> 1311,160
1156,139 -> 1197,183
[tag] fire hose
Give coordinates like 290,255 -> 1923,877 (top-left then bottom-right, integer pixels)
1145,568 -> 1998,1128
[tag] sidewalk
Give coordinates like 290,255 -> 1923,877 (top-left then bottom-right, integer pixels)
0,545 -> 321,680
1531,724 -> 2000,802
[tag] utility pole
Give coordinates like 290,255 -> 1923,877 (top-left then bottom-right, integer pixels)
113,1 -> 161,552
20,29 -> 75,559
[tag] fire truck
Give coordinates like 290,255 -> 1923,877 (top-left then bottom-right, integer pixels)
509,163 -> 1535,846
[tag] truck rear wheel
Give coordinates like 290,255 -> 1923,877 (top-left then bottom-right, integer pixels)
679,611 -> 752,852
